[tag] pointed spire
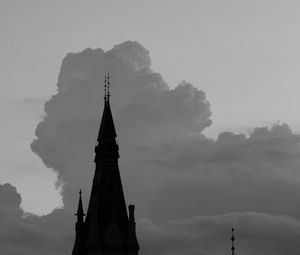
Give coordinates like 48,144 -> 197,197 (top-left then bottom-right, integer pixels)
231,228 -> 235,255
72,190 -> 85,255
75,189 -> 85,223
72,75 -> 139,254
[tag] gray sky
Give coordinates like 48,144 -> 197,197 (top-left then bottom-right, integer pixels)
2,0 -> 300,213
2,0 -> 300,133
1,1 -> 300,254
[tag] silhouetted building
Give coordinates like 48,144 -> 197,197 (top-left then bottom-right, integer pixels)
72,75 -> 139,255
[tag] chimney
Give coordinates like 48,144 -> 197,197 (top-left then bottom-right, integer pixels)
128,204 -> 139,251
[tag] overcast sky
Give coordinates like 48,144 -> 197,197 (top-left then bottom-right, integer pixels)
1,1 -> 300,254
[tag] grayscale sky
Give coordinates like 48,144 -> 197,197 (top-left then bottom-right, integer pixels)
1,1 -> 300,254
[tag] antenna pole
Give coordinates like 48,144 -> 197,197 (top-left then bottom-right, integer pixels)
107,72 -> 110,100
231,228 -> 235,255
104,75 -> 107,101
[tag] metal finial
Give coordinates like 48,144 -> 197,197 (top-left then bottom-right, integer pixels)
107,72 -> 110,100
104,75 -> 107,101
79,189 -> 82,195
231,228 -> 235,255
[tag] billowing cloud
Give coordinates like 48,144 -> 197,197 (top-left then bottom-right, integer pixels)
148,123 -> 300,221
2,41 -> 299,254
31,41 -> 212,212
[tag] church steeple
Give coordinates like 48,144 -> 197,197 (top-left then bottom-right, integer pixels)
75,74 -> 139,255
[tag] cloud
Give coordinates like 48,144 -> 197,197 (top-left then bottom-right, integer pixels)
147,123 -> 300,221
31,41 -> 212,212
1,41 -> 297,254
0,183 -> 73,255
2,180 -> 294,255
0,208 -> 74,255
1,180 -> 298,255
139,212 -> 300,255
0,183 -> 21,208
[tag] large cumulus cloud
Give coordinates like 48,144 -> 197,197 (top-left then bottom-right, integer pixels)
31,41 -> 212,212
3,41 -> 299,254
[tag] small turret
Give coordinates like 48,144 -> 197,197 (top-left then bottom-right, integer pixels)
76,190 -> 85,223
72,190 -> 85,255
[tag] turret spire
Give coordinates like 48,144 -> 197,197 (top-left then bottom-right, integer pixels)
72,190 -> 85,255
231,228 -> 235,255
75,190 -> 85,223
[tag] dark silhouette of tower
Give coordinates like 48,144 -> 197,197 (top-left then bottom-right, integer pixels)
72,74 -> 139,255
